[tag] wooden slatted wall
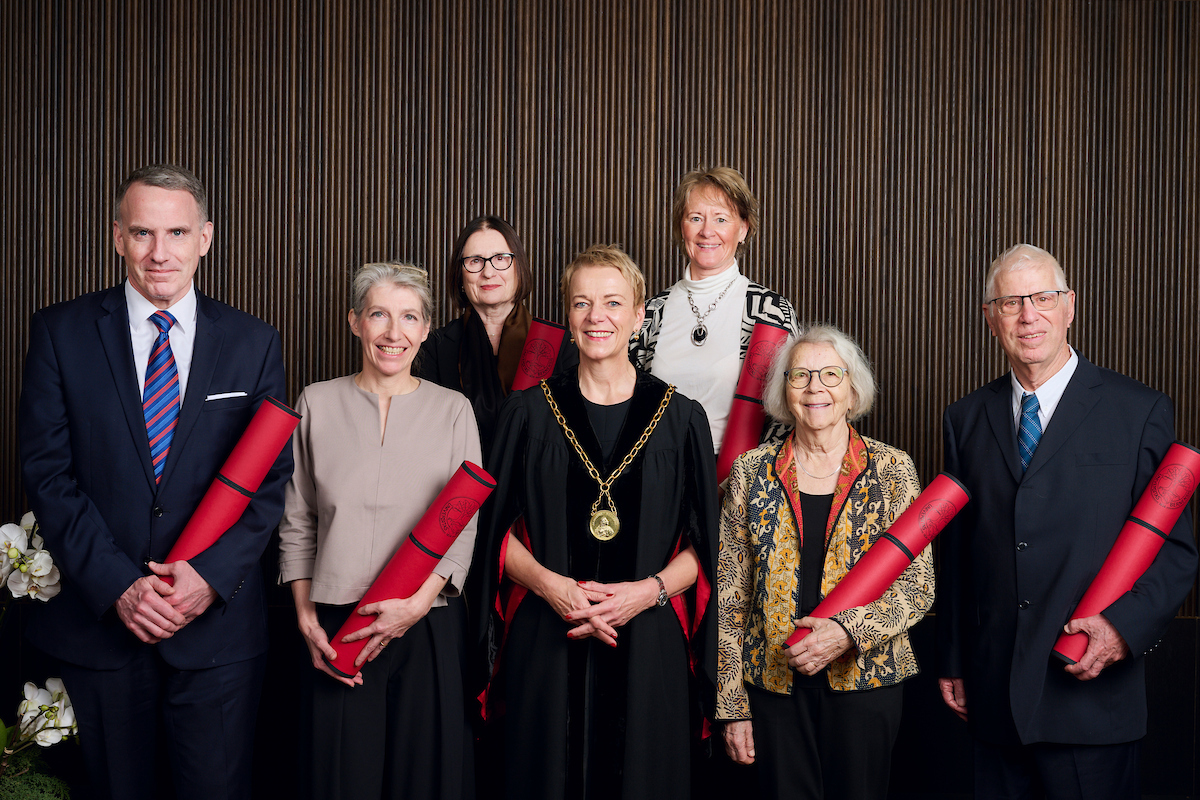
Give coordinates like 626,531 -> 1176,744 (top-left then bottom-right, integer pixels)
1,0 -> 1196,617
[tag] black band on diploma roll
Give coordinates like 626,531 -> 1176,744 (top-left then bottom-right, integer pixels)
881,532 -> 915,561
264,395 -> 303,419
1126,516 -> 1171,541
217,474 -> 255,498
939,472 -> 971,499
407,534 -> 440,560
463,461 -> 498,490
732,393 -> 762,404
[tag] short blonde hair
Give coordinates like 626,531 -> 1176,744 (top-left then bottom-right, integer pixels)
350,262 -> 432,323
763,325 -> 877,425
559,244 -> 646,317
670,166 -> 760,256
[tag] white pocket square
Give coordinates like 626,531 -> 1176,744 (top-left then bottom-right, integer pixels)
206,391 -> 249,401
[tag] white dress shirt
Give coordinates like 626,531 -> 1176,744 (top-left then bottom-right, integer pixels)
125,280 -> 198,400
1008,347 -> 1079,431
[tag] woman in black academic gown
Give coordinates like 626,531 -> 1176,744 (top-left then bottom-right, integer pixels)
480,244 -> 719,800
417,215 -> 575,460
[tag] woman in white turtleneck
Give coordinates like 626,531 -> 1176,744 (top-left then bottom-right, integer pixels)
630,166 -> 800,450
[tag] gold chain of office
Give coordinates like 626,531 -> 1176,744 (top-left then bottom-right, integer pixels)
541,381 -> 675,541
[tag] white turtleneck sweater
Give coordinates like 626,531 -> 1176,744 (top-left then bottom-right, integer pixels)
649,262 -> 749,451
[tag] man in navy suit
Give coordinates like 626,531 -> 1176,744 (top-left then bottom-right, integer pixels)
936,244 -> 1197,799
19,164 -> 293,800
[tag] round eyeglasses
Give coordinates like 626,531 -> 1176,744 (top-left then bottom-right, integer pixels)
461,253 -> 514,273
987,291 -> 1067,316
785,366 -> 848,389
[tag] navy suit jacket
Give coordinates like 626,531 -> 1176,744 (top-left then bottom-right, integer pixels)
937,354 -> 1197,745
19,285 -> 293,670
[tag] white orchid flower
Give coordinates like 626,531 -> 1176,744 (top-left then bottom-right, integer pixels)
7,562 -> 62,601
7,566 -> 32,599
0,522 -> 27,583
2,522 -> 28,554
33,567 -> 62,600
28,550 -> 55,578
20,511 -> 45,549
13,678 -> 78,748
33,726 -> 65,746
0,521 -> 61,600
44,678 -> 77,736
18,681 -> 51,725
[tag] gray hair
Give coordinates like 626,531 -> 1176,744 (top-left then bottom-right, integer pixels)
114,164 -> 210,224
350,262 -> 433,323
983,243 -> 1069,303
762,324 -> 877,425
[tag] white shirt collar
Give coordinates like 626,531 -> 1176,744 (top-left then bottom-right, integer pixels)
1009,347 -> 1078,427
124,280 -> 197,332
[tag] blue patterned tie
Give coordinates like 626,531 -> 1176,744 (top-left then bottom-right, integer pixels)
143,311 -> 180,483
1018,393 -> 1042,472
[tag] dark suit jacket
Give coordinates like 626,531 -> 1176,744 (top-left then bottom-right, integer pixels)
937,354 -> 1197,745
19,285 -> 293,671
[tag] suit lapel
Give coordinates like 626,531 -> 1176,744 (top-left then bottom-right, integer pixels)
1024,356 -> 1102,480
96,288 -> 158,490
983,376 -> 1023,483
159,293 -> 224,487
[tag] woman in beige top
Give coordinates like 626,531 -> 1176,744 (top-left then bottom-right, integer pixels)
279,262 -> 481,800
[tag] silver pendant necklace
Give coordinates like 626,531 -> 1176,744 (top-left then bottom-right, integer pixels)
796,458 -> 841,480
796,434 -> 849,480
686,276 -> 738,346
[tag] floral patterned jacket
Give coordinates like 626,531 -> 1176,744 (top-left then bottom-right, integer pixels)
716,428 -> 934,719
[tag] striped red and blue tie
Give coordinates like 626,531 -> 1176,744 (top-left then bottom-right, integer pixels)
143,310 -> 180,483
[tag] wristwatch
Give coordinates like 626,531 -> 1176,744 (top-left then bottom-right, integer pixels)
650,574 -> 668,607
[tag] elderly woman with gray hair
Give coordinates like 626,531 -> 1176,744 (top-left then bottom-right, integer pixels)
279,262 -> 481,799
715,324 -> 934,800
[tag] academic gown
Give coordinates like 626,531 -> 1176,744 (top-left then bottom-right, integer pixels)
481,368 -> 718,800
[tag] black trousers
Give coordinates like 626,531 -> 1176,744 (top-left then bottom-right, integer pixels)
747,681 -> 903,800
973,737 -> 1141,800
60,648 -> 266,800
300,601 -> 474,800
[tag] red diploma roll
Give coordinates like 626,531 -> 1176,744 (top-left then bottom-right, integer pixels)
784,473 -> 971,648
716,321 -> 791,484
162,397 -> 301,584
511,318 -> 567,391
1053,441 -> 1200,664
325,461 -> 497,678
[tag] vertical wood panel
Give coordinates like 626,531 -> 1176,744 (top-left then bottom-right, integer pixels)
1,0 -> 1196,615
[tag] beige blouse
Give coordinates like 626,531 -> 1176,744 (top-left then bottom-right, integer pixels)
278,375 -> 482,606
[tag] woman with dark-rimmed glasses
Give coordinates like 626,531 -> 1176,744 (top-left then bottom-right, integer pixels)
418,216 -> 575,460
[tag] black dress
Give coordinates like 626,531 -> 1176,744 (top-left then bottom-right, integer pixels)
480,368 -> 719,800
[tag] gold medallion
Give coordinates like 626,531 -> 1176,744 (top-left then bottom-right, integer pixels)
542,382 -> 674,547
589,509 -> 620,541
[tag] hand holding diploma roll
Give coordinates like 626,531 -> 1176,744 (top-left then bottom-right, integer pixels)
511,318 -> 567,391
785,473 -> 970,648
324,461 -> 497,678
1053,441 -> 1200,664
162,397 -> 301,585
716,321 -> 791,484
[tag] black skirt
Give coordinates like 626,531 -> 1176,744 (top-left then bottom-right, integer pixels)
299,598 -> 475,800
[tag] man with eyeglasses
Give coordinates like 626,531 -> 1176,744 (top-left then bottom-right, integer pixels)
936,243 -> 1196,800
